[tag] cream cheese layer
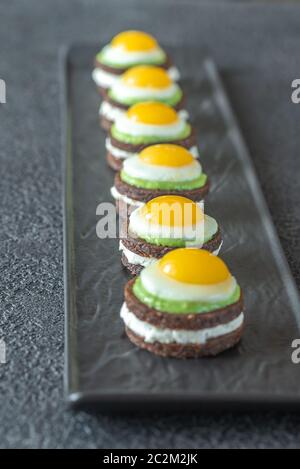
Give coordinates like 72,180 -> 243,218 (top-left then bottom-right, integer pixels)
121,303 -> 244,344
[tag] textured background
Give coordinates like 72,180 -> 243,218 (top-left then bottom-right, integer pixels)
1,0 -> 300,449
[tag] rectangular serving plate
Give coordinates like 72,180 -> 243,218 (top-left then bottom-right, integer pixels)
62,45 -> 300,411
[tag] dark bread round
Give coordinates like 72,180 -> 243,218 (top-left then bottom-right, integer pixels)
100,115 -> 113,132
94,55 -> 172,75
107,151 -> 123,171
124,278 -> 243,330
121,252 -> 143,275
109,125 -> 197,153
121,228 -> 222,259
114,172 -> 209,204
125,324 -> 244,358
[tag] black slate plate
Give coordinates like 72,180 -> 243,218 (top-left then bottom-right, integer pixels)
62,45 -> 300,411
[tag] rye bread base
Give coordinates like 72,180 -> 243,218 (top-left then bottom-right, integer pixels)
121,252 -> 144,275
94,55 -> 172,76
106,151 -> 124,171
115,198 -> 139,218
123,279 -> 244,358
121,228 -> 222,275
125,324 -> 244,358
100,115 -> 113,132
114,172 -> 209,204
109,125 -> 197,154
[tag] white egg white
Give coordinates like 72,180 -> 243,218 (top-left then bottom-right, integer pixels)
129,206 -> 219,245
111,80 -> 180,102
114,112 -> 186,137
92,66 -> 181,89
100,44 -> 166,67
140,261 -> 237,303
122,156 -> 202,181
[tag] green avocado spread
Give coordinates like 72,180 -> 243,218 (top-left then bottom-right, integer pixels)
111,122 -> 191,145
96,49 -> 166,69
108,87 -> 183,107
120,171 -> 207,191
133,277 -> 240,314
131,231 -> 210,248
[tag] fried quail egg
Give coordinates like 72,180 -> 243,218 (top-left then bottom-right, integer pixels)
109,66 -> 182,105
140,249 -> 237,303
122,145 -> 201,181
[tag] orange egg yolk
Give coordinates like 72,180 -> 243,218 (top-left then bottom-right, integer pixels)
121,66 -> 172,88
140,195 -> 204,227
111,31 -> 158,52
139,144 -> 194,167
127,102 -> 178,125
159,249 -> 231,285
